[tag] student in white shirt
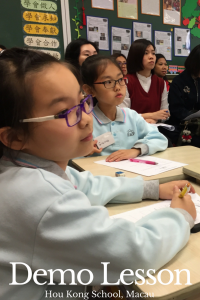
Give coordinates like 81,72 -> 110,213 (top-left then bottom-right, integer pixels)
126,39 -> 170,124
81,55 -> 168,161
0,48 -> 196,300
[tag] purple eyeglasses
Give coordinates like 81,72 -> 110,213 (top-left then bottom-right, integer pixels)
20,95 -> 93,127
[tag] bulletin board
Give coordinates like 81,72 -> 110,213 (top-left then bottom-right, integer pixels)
0,0 -> 65,59
69,0 -> 200,66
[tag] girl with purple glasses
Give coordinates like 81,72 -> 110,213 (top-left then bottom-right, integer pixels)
0,48 -> 196,300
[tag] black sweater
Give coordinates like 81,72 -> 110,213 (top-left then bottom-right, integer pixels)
168,70 -> 200,125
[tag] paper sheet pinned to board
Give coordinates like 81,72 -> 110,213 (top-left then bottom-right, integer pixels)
95,156 -> 187,177
111,193 -> 200,225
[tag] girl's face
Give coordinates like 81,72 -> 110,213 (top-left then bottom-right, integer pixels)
22,64 -> 93,165
79,44 -> 98,66
116,56 -> 127,76
142,45 -> 156,71
154,58 -> 168,78
91,63 -> 126,107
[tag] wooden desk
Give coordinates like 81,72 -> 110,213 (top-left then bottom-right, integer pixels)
72,146 -> 199,183
107,181 -> 200,300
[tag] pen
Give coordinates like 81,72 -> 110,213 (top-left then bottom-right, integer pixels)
129,158 -> 158,165
179,183 -> 191,198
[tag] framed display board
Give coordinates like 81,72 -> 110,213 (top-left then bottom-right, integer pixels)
154,30 -> 172,61
174,28 -> 190,57
117,0 -> 138,20
86,16 -> 109,51
111,26 -> 131,57
91,0 -> 114,11
141,0 -> 160,16
163,0 -> 181,26
133,22 -> 152,41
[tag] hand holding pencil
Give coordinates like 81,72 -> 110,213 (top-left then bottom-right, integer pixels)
170,185 -> 196,220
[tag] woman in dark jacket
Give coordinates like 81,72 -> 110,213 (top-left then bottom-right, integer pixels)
168,45 -> 200,146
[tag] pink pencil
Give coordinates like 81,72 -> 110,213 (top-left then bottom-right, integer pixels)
129,158 -> 158,165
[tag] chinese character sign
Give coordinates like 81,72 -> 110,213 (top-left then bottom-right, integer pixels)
21,0 -> 57,12
23,11 -> 58,23
24,36 -> 60,48
40,49 -> 61,60
23,24 -> 59,35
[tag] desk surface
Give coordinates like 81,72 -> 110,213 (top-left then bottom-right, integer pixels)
107,181 -> 200,300
72,146 -> 199,183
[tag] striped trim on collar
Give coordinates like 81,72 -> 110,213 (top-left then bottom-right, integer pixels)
92,105 -> 126,124
1,152 -> 70,181
1,156 -> 38,168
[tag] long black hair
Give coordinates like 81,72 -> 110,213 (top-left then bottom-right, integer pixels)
127,39 -> 155,74
185,44 -> 200,77
81,55 -> 121,87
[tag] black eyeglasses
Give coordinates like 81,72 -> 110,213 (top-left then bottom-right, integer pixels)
117,62 -> 127,66
94,77 -> 127,89
20,95 -> 93,127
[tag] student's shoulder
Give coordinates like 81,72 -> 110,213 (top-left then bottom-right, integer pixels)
127,73 -> 137,84
6,165 -> 74,195
171,70 -> 189,85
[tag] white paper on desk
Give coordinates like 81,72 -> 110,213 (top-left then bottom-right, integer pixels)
153,123 -> 175,131
95,156 -> 187,177
111,193 -> 200,225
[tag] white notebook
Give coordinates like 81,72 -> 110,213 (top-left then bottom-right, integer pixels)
95,156 -> 187,177
110,193 -> 200,225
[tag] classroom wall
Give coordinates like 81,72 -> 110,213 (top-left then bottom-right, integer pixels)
69,0 -> 200,66
0,0 -> 65,59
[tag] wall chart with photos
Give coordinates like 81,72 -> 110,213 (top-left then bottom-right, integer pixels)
1,1 -> 200,65
69,0 -> 200,66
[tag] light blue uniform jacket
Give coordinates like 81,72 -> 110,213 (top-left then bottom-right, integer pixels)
92,106 -> 168,156
0,153 -> 190,300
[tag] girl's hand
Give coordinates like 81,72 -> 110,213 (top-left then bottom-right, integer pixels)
152,110 -> 170,120
159,180 -> 195,200
170,186 -> 196,220
145,119 -> 157,124
85,140 -> 103,156
106,149 -> 141,162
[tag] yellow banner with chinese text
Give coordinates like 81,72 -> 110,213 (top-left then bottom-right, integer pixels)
23,24 -> 59,35
23,11 -> 58,23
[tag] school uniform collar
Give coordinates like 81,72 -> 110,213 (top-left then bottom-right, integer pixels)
92,104 -> 126,124
136,72 -> 152,82
1,151 -> 69,180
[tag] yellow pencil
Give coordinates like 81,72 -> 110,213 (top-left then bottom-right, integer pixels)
179,183 -> 191,198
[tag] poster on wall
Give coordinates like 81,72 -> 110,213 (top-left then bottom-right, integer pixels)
163,0 -> 181,26
141,0 -> 160,16
111,27 -> 131,57
117,0 -> 138,20
154,31 -> 172,61
86,16 -> 109,51
133,22 -> 152,41
174,28 -> 190,57
91,0 -> 114,10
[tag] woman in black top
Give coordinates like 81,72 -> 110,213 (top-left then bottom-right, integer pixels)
168,45 -> 200,146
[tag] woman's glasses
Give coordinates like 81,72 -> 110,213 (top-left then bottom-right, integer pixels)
117,62 -> 127,66
94,77 -> 127,89
20,95 -> 93,127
